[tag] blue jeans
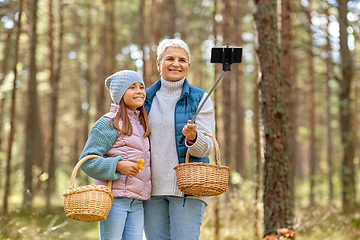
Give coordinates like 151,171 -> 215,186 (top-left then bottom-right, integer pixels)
143,196 -> 206,240
99,197 -> 144,240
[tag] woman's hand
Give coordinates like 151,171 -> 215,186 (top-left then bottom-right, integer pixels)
116,161 -> 140,178
182,120 -> 197,142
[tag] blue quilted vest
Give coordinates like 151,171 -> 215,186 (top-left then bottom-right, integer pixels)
144,78 -> 210,164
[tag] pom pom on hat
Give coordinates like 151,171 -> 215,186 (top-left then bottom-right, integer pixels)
105,70 -> 144,104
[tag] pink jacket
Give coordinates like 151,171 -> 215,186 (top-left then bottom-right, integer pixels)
96,104 -> 151,200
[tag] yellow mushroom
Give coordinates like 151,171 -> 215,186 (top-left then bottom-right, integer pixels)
137,158 -> 145,171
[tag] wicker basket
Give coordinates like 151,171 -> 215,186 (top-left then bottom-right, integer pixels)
174,132 -> 230,197
63,155 -> 114,222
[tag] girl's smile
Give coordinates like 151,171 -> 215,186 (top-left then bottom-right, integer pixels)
123,82 -> 146,110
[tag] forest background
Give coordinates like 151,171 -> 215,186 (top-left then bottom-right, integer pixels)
0,0 -> 360,239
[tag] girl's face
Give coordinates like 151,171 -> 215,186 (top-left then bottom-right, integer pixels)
123,82 -> 146,110
157,47 -> 190,82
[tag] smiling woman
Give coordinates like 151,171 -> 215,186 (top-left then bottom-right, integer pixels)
156,47 -> 190,82
143,38 -> 216,240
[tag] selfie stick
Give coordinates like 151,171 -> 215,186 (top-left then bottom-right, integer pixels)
178,70 -> 226,145
178,43 -> 242,145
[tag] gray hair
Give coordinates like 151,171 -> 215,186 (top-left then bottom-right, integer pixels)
156,38 -> 191,63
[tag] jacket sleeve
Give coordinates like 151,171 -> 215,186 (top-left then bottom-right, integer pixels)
186,92 -> 215,158
79,117 -> 122,180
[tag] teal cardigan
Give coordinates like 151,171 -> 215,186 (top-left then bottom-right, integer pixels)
79,117 -> 122,180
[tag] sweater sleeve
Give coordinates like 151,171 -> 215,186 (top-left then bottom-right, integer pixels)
186,92 -> 215,158
79,117 -> 122,180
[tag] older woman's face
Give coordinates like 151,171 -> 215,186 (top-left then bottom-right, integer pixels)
157,47 -> 190,82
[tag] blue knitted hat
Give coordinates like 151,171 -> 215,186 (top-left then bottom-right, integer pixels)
105,70 -> 144,104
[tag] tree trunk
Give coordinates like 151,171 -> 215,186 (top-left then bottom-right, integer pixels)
354,35 -> 359,169
152,0 -> 163,82
324,1 -> 334,202
355,56 -> 359,169
139,0 -> 150,86
254,0 -> 292,235
0,25 -> 14,86
233,0 -> 245,178
292,65 -> 301,180
95,2 -> 107,120
167,0 -> 176,37
108,0 -> 115,75
338,0 -> 356,213
0,25 -> 15,151
221,0 -> 231,180
212,1 -> 221,239
303,2 -> 316,208
281,0 -> 294,218
253,35 -> 262,239
45,0 -> 55,210
74,61 -> 82,167
23,0 -> 43,210
3,0 -> 23,217
83,1 -> 92,147
0,96 -> 4,152
46,0 -> 63,209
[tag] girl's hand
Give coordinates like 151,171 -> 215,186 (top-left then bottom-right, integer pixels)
116,161 -> 140,178
182,120 -> 197,142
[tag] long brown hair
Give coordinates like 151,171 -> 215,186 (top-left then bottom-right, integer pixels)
109,99 -> 150,138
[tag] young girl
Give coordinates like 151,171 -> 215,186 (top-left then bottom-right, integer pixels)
79,70 -> 151,240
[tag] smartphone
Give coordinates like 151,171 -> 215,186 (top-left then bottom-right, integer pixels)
211,46 -> 243,65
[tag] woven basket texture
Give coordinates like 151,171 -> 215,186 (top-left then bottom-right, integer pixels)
174,132 -> 230,197
63,155 -> 114,222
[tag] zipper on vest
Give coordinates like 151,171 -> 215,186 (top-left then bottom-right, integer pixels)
134,116 -> 148,199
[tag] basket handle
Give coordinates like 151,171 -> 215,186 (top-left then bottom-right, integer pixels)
185,132 -> 221,166
68,155 -> 112,190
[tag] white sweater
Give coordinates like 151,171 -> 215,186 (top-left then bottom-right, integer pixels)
148,77 -> 215,204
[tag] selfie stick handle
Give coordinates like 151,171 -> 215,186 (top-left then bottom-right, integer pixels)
178,71 -> 226,145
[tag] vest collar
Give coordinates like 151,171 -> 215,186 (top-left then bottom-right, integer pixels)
109,103 -> 140,118
145,78 -> 190,103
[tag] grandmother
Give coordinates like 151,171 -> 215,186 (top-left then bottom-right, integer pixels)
143,38 -> 215,240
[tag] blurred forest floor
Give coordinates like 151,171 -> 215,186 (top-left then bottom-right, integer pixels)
1,178 -> 360,240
